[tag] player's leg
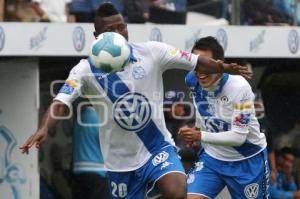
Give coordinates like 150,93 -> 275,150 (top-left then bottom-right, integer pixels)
156,172 -> 186,199
146,146 -> 187,199
186,160 -> 225,199
224,149 -> 270,199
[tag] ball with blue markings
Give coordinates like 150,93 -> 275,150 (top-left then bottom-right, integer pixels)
90,32 -> 130,73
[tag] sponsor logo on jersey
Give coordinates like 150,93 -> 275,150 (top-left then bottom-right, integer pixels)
160,161 -> 173,170
244,183 -> 259,199
132,66 -> 145,79
113,92 -> 152,131
66,79 -> 78,88
152,151 -> 169,166
180,50 -> 192,61
73,26 -> 85,52
169,48 -> 179,56
288,29 -> 299,54
234,113 -> 251,127
234,102 -> 252,111
59,79 -> 78,95
59,83 -> 74,95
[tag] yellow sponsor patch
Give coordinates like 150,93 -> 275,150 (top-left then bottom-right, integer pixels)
66,79 -> 78,88
234,102 -> 252,110
170,48 -> 179,56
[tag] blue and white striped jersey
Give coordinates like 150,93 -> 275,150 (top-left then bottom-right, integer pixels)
55,41 -> 198,171
186,72 -> 267,161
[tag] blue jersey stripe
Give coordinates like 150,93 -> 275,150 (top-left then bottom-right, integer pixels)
88,59 -> 168,153
233,140 -> 262,157
88,58 -> 128,102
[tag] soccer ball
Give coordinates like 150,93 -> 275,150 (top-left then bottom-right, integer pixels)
90,32 -> 130,73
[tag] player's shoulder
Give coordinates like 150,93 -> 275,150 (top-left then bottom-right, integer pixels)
185,71 -> 198,88
129,42 -> 152,55
130,41 -> 167,50
225,75 -> 254,101
226,74 -> 251,90
70,59 -> 92,75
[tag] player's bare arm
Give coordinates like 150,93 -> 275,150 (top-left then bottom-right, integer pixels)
195,56 -> 252,79
19,100 -> 67,154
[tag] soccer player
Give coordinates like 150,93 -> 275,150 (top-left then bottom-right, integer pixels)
180,36 -> 269,199
20,3 -> 251,199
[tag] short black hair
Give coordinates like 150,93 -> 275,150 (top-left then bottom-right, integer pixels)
192,36 -> 224,60
281,147 -> 294,156
96,2 -> 119,18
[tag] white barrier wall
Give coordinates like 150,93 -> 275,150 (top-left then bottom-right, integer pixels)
0,59 -> 39,199
0,23 -> 299,58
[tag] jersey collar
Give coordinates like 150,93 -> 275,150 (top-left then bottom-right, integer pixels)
128,44 -> 137,63
198,73 -> 229,98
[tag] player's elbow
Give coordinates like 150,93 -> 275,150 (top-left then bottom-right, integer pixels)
51,100 -> 68,116
230,132 -> 247,146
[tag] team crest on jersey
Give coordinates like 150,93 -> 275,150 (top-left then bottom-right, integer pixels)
220,96 -> 229,104
194,161 -> 204,171
132,66 -> 145,79
187,173 -> 195,184
152,151 -> 169,166
244,183 -> 259,199
113,92 -> 152,131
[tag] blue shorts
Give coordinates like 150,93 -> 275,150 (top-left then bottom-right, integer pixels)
107,145 -> 185,199
187,148 -> 270,199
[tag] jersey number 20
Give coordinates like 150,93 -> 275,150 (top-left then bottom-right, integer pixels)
111,182 -> 128,198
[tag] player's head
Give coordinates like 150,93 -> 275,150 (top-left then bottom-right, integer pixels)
192,36 -> 224,88
94,3 -> 128,40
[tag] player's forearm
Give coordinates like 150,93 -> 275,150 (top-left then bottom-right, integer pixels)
32,2 -> 45,17
201,130 -> 247,146
38,101 -> 67,131
195,56 -> 223,74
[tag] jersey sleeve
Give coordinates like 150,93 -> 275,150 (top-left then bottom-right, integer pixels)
231,85 -> 255,134
54,62 -> 86,107
147,41 -> 198,72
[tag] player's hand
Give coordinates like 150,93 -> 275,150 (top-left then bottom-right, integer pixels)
178,127 -> 201,143
218,60 -> 253,79
19,128 -> 48,154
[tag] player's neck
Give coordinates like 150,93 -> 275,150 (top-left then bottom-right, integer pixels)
203,77 -> 222,91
